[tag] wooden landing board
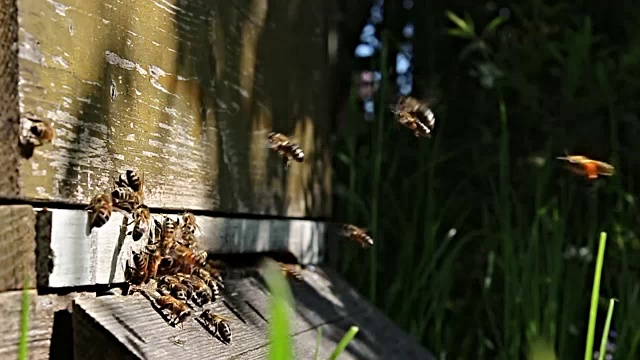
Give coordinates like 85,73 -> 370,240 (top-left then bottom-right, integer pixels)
17,0 -> 332,218
38,208 -> 326,288
0,205 -> 36,291
72,267 -> 434,360
0,290 -> 85,360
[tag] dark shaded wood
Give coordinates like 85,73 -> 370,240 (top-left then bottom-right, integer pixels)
71,267 -> 433,359
39,208 -> 325,288
0,0 -> 21,197
0,290 -> 80,360
17,0 -> 332,218
0,205 -> 36,291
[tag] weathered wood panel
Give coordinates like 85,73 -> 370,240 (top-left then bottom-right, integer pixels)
71,267 -> 433,359
0,290 -> 81,360
17,0 -> 332,218
0,0 -> 21,197
38,208 -> 326,288
0,205 -> 36,291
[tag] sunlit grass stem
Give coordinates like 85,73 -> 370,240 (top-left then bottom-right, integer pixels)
328,326 -> 360,360
584,232 -> 608,360
264,260 -> 294,360
597,298 -> 616,360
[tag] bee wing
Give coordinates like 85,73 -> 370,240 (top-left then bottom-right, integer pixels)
594,161 -> 615,176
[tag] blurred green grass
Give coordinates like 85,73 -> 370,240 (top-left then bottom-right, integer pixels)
331,2 -> 640,359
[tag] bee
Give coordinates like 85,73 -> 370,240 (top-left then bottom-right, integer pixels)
172,244 -> 208,268
340,224 -> 374,248
199,310 -> 232,344
128,204 -> 151,241
391,96 -> 436,138
20,112 -> 55,147
556,155 -> 615,180
178,231 -> 199,248
158,275 -> 192,301
115,169 -> 144,194
146,245 -> 163,281
178,274 -> 213,306
126,245 -> 154,285
279,262 -> 304,281
156,295 -> 191,328
111,186 -> 142,213
267,132 -> 305,168
85,193 -> 113,230
178,211 -> 200,235
192,267 -> 223,293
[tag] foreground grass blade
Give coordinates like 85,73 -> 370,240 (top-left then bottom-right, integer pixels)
19,278 -> 30,360
597,298 -> 617,360
263,259 -> 294,360
328,326 -> 359,360
584,232 -> 608,360
313,327 -> 323,360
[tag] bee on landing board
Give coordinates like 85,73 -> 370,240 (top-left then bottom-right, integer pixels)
556,155 -> 615,180
200,310 -> 232,344
157,274 -> 193,302
156,294 -> 191,328
267,132 -> 305,169
390,96 -> 436,138
128,204 -> 151,241
177,273 -> 213,306
340,224 -> 374,248
126,245 -> 154,286
111,186 -> 142,213
85,193 -> 113,231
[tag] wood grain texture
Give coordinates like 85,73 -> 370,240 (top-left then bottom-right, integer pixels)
0,205 -> 36,291
17,0 -> 332,218
0,290 -> 82,360
0,0 -> 21,197
71,267 -> 433,359
41,208 -> 325,288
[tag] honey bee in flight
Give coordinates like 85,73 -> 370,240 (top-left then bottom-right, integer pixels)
128,204 -> 151,241
115,169 -> 145,194
556,155 -> 615,180
85,193 -> 113,231
156,294 -> 191,328
279,262 -> 304,281
200,310 -> 232,344
391,96 -> 436,138
20,112 -> 55,147
340,224 -> 374,248
267,132 -> 305,168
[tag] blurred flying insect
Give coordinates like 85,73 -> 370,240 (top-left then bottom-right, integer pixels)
267,132 -> 305,169
390,96 -> 436,138
340,224 -> 374,248
18,112 -> 55,158
556,155 -> 615,180
86,193 -> 113,231
279,262 -> 304,281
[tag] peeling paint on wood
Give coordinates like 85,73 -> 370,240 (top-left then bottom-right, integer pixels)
17,0 -> 332,218
40,208 -> 326,288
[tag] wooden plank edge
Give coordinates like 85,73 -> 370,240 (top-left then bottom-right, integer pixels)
38,208 -> 326,288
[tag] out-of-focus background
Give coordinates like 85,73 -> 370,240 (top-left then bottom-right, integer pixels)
330,1 -> 640,359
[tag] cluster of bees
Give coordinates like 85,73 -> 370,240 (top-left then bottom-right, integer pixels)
391,95 -> 616,178
86,169 -> 232,344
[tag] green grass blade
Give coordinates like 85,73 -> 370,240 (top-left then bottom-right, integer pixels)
19,278 -> 30,360
263,259 -> 294,360
328,326 -> 359,360
314,327 -> 323,360
584,232 -> 608,360
597,298 -> 617,360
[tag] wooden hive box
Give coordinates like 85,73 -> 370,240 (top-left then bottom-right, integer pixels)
0,0 -> 434,358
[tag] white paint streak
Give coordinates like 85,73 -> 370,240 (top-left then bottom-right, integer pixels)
51,55 -> 69,68
47,0 -> 70,16
19,31 -> 45,65
164,107 -> 179,117
104,51 -> 147,76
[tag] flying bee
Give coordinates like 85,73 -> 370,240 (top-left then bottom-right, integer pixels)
158,275 -> 193,301
279,262 -> 304,281
114,169 -> 144,193
391,96 -> 436,138
192,268 -> 223,294
340,224 -> 374,248
111,186 -> 141,213
127,204 -> 151,241
85,193 -> 113,231
178,274 -> 213,306
556,155 -> 615,180
199,310 -> 232,344
156,295 -> 191,328
20,112 -> 55,147
267,132 -> 305,168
